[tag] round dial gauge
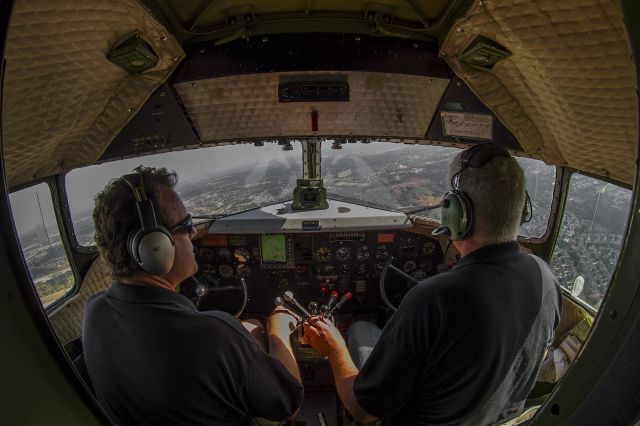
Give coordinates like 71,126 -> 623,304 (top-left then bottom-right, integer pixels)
403,260 -> 417,273
356,246 -> 370,261
315,247 -> 332,262
237,264 -> 252,278
218,264 -> 234,278
233,247 -> 250,263
422,242 -> 436,255
335,246 -> 352,262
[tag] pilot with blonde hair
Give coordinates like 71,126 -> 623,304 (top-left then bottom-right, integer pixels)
304,143 -> 562,425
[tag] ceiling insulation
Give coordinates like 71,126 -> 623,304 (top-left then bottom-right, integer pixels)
2,0 -> 184,188
174,72 -> 450,141
441,0 -> 638,185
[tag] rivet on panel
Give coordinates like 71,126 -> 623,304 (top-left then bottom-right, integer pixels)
127,107 -> 134,112
427,79 -> 433,84
413,43 -> 418,48
160,35 -> 167,41
479,0 -> 488,6
355,36 -> 361,41
456,81 -> 462,87
200,49 -> 205,54
456,27 -> 465,33
159,92 -> 166,97
173,56 -> 180,62
191,82 -> 197,87
441,52 -> 447,57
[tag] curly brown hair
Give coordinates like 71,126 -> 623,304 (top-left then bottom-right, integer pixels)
93,166 -> 178,279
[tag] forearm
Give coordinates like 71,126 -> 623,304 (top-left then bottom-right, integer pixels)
327,346 -> 377,424
269,331 -> 301,383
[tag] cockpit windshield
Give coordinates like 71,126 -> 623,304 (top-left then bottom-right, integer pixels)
65,141 -> 555,246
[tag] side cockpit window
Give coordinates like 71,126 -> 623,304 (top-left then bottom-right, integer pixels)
9,182 -> 75,308
551,173 -> 632,310
516,157 -> 556,239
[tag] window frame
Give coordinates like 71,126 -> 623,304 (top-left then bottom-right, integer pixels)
514,157 -> 560,243
9,177 -> 81,312
549,168 -> 633,315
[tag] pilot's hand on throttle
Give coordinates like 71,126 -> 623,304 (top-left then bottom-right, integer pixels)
302,316 -> 347,357
268,307 -> 299,337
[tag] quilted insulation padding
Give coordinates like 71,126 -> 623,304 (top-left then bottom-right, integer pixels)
49,256 -> 111,346
174,72 -> 450,140
3,0 -> 184,188
441,0 -> 638,185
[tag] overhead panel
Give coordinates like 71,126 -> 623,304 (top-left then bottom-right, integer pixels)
441,0 -> 638,185
174,71 -> 450,141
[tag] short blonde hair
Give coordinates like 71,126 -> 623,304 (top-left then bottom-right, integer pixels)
450,150 -> 526,244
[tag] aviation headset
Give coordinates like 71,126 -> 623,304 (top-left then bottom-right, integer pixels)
432,143 -> 532,241
121,172 -> 176,275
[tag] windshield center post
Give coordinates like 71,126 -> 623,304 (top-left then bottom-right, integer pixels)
292,138 -> 328,210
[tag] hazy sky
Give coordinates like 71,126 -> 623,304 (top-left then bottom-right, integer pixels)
9,141 -> 405,235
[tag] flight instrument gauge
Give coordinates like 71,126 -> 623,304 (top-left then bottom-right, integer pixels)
237,264 -> 251,278
422,242 -> 436,255
356,246 -> 370,261
315,247 -> 332,262
233,247 -> 250,263
335,246 -> 352,262
403,260 -> 417,273
218,264 -> 234,278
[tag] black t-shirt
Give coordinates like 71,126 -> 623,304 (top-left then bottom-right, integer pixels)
354,242 -> 562,426
83,282 -> 303,425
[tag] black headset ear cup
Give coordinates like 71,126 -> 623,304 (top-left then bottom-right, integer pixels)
439,190 -> 473,240
127,228 -> 143,266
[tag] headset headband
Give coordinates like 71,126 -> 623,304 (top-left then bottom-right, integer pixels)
121,173 -> 158,232
452,143 -> 511,189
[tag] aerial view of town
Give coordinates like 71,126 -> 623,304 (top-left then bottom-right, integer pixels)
12,142 -> 631,310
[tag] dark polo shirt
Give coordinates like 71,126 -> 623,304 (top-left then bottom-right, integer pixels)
83,282 -> 303,425
354,241 -> 562,426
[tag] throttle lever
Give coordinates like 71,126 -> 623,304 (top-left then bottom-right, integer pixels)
328,291 -> 353,316
283,291 -> 312,319
326,290 -> 339,310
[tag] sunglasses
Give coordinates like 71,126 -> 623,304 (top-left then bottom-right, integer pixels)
169,213 -> 195,235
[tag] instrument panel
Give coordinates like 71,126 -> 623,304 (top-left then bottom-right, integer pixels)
182,229 -> 444,314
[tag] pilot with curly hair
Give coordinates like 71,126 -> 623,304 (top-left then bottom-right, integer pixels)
84,166 -> 303,425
